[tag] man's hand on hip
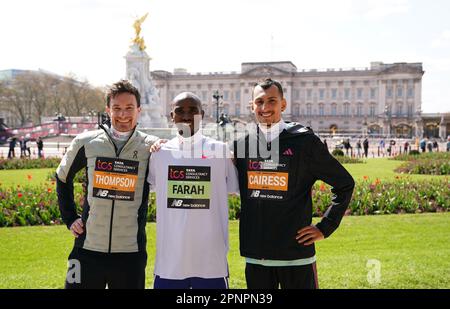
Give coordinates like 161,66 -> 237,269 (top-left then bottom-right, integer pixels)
70,218 -> 84,238
296,225 -> 324,246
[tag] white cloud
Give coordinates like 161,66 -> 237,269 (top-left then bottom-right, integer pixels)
361,0 -> 410,20
432,30 -> 450,48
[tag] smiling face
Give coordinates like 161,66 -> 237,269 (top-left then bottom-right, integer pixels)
251,84 -> 286,126
170,97 -> 204,137
106,92 -> 141,132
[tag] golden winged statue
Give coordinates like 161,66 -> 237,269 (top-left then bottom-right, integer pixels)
132,13 -> 149,51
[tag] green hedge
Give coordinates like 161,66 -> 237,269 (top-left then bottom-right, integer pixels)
334,156 -> 365,164
330,149 -> 365,164
332,149 -> 344,157
391,152 -> 450,161
0,158 -> 61,170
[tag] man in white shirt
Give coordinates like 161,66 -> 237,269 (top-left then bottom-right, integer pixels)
147,92 -> 239,289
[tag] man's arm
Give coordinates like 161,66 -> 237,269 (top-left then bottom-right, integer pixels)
56,137 -> 87,230
225,144 -> 239,194
147,150 -> 158,191
306,135 -> 355,238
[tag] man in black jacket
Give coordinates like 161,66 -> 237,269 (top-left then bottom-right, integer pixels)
234,78 -> 355,289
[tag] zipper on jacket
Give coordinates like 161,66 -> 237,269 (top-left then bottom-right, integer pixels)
100,124 -> 137,253
108,200 -> 116,253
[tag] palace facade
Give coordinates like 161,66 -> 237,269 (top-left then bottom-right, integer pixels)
151,61 -> 449,138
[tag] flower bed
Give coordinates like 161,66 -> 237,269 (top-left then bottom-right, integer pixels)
229,177 -> 449,219
391,152 -> 450,175
1,178 -> 448,227
0,184 -> 82,227
395,159 -> 450,175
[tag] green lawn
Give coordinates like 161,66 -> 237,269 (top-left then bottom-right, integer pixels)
0,213 -> 449,289
0,159 -> 445,190
0,158 -> 446,189
0,168 -> 55,187
343,158 -> 447,182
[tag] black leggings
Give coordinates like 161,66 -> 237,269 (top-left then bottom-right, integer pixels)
65,247 -> 147,289
245,262 -> 319,289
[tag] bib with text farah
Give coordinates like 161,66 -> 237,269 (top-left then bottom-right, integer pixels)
167,166 -> 211,209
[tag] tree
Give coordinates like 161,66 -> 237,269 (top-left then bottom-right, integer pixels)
0,78 -> 31,126
59,73 -> 104,117
0,71 -> 105,127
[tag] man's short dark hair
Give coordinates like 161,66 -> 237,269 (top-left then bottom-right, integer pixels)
106,80 -> 141,107
171,92 -> 203,110
252,78 -> 284,99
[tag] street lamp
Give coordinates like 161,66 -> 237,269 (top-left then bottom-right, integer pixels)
384,104 -> 392,137
212,90 -> 223,138
212,90 -> 223,124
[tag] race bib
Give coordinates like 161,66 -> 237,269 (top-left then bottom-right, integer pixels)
247,159 -> 289,201
167,166 -> 211,209
93,157 -> 139,201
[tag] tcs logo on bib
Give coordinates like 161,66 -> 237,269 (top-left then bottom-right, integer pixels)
96,160 -> 113,171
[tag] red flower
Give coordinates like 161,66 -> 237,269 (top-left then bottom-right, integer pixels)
319,183 -> 327,192
17,192 -> 23,198
47,188 -> 52,193
27,175 -> 32,180
363,176 -> 369,180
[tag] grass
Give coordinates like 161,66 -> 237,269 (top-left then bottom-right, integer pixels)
0,159 -> 448,288
0,213 -> 449,289
0,159 -> 445,190
0,168 -> 55,188
343,158 -> 447,182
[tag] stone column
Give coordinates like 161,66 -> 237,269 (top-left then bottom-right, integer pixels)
125,44 -> 168,128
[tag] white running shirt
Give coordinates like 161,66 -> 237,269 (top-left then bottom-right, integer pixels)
148,133 -> 239,279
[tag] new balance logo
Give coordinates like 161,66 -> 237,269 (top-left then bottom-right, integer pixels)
171,199 -> 183,207
283,148 -> 294,156
96,189 -> 109,197
250,190 -> 261,198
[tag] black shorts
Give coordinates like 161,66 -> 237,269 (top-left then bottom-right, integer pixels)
65,247 -> 147,289
245,262 -> 319,289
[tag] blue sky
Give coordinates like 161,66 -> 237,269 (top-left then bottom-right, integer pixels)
1,0 -> 449,112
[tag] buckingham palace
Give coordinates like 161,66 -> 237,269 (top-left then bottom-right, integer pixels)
151,61 -> 449,139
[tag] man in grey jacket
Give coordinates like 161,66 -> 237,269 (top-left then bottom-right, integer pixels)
56,80 -> 158,289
